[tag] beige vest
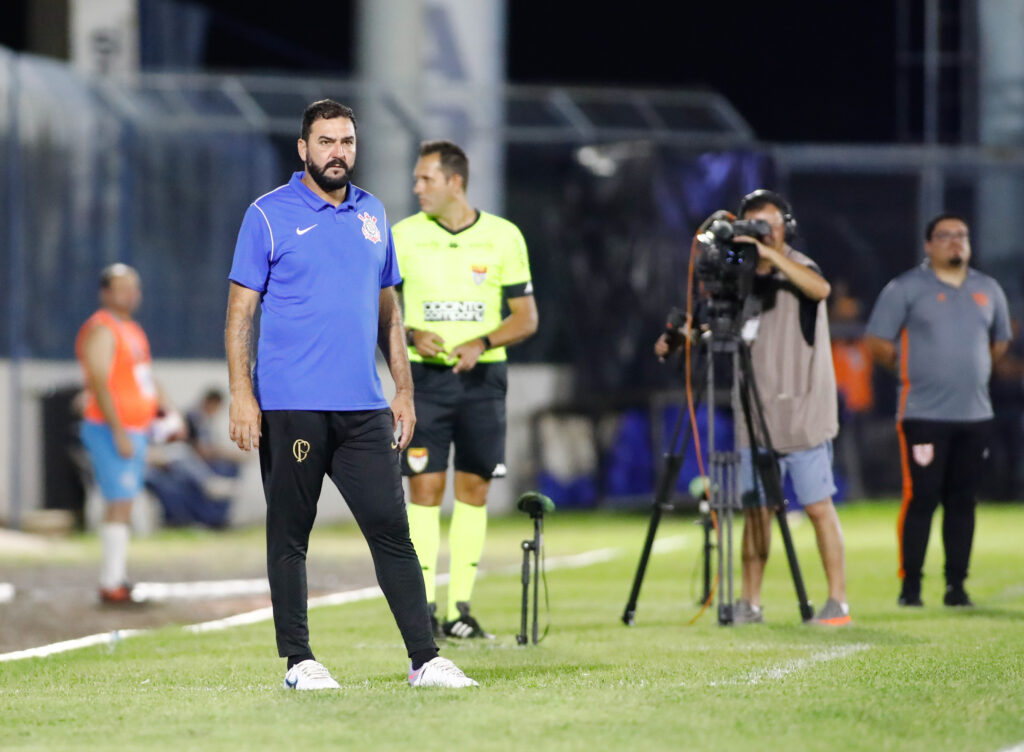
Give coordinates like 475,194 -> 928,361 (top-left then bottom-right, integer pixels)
741,247 -> 839,454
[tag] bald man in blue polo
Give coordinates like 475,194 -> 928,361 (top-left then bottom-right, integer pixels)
225,99 -> 476,691
866,213 -> 1010,609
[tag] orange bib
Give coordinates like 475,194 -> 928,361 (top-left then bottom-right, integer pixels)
76,309 -> 159,430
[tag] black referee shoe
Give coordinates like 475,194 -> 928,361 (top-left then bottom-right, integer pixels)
428,603 -> 444,640
944,584 -> 974,608
442,602 -> 494,639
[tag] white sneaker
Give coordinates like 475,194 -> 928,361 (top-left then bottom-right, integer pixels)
283,660 -> 341,690
407,656 -> 479,688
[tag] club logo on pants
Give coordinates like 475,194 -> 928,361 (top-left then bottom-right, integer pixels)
407,447 -> 429,473
292,439 -> 310,463
912,443 -> 934,467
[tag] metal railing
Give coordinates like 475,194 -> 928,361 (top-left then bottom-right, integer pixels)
95,70 -> 756,146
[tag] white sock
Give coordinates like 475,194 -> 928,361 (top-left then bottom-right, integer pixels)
100,522 -> 130,589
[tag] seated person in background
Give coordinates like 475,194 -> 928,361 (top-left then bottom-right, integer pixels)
145,387 -> 244,527
186,388 -> 243,478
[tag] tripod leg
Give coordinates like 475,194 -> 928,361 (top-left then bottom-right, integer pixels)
621,493 -> 664,626
623,340 -> 708,626
725,452 -> 736,614
517,540 -> 531,645
775,509 -> 815,621
532,518 -> 542,644
713,461 -> 730,625
701,514 -> 714,604
622,450 -> 686,625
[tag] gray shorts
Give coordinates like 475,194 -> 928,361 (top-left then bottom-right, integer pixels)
740,440 -> 836,508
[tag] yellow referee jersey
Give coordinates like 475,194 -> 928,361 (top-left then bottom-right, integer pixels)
393,211 -> 533,365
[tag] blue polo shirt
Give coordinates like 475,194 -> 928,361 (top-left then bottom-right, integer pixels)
229,172 -> 402,411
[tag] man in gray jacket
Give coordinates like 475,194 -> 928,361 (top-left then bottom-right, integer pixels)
865,213 -> 1009,608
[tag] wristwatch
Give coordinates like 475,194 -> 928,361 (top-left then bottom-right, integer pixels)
480,334 -> 493,351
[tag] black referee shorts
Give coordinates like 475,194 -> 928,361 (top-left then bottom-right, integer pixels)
401,361 -> 507,480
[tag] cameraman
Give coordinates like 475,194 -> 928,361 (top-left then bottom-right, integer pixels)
656,190 -> 849,625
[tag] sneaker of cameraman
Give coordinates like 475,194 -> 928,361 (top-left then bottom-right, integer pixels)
655,192 -> 850,625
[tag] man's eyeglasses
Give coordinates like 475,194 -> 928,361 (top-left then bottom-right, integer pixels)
932,231 -> 969,241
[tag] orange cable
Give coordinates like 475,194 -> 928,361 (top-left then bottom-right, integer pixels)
683,231 -> 719,625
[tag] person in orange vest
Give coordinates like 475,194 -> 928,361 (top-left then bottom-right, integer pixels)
830,285 -> 875,500
76,264 -> 180,603
831,288 -> 875,415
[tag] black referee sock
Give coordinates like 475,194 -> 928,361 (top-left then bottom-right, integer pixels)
287,653 -> 315,669
410,649 -> 439,671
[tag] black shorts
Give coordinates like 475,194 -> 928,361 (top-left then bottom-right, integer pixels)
401,362 -> 507,479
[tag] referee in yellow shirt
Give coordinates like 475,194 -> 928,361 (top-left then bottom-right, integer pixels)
393,141 -> 539,638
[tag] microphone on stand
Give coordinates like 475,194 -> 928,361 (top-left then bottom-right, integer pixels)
516,491 -> 555,518
515,491 -> 554,645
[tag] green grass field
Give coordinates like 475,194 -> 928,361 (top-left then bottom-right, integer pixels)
2,501 -> 1023,752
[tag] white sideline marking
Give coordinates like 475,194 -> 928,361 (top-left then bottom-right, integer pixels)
0,630 -> 143,663
0,533 -> 693,661
996,743 -> 1024,752
187,585 -> 387,634
652,535 -> 690,554
537,547 -> 620,569
710,643 -> 871,686
0,583 -> 14,603
132,579 -> 270,602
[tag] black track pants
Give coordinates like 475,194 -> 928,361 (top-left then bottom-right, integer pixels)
259,409 -> 435,659
897,418 -> 991,586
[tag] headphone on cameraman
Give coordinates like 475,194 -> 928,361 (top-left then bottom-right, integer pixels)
737,189 -> 798,241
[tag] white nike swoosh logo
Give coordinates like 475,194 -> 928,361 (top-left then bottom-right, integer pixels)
296,224 -> 318,235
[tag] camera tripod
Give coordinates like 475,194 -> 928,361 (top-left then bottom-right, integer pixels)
622,322 -> 814,626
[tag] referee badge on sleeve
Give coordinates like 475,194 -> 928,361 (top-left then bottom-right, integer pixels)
407,447 -> 429,473
912,443 -> 934,467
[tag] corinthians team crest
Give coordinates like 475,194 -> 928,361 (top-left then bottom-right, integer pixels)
407,447 -> 429,473
471,265 -> 488,285
357,212 -> 381,244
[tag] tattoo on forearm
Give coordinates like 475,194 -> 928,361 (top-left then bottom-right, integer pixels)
377,292 -> 413,392
378,292 -> 405,362
226,306 -> 255,388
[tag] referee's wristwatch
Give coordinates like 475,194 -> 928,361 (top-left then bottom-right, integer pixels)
405,328 -> 416,347
480,334 -> 493,351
